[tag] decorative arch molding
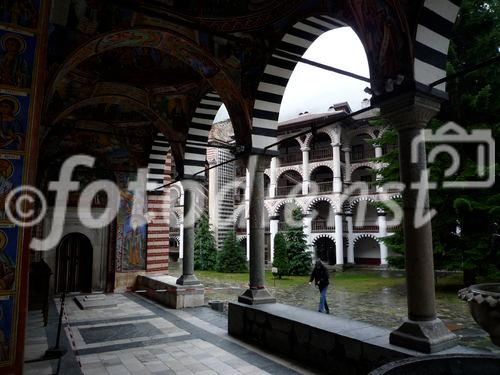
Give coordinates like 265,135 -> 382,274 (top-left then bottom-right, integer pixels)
349,196 -> 377,211
310,163 -> 334,177
350,162 -> 376,175
352,234 -> 382,247
276,166 -> 304,181
306,196 -> 336,214
47,28 -> 251,147
174,206 -> 184,220
251,15 -> 348,154
272,199 -> 304,217
414,0 -> 462,94
233,205 -> 247,224
346,129 -> 377,145
312,234 -> 336,245
298,133 -> 314,149
170,236 -> 181,246
183,91 -> 224,177
316,127 -> 340,145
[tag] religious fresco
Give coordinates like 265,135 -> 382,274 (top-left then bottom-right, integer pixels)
0,295 -> 14,362
0,92 -> 29,152
0,154 -> 23,223
0,30 -> 36,90
115,172 -> 148,272
0,0 -> 39,30
0,226 -> 16,292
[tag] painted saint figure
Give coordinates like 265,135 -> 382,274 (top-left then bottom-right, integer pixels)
0,96 -> 24,150
0,34 -> 30,88
0,231 -> 14,291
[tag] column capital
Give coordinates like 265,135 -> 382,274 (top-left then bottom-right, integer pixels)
301,146 -> 310,152
331,142 -> 342,148
246,154 -> 271,173
380,92 -> 441,131
342,146 -> 351,152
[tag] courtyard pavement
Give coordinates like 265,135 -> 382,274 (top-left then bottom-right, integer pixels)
25,293 -> 320,375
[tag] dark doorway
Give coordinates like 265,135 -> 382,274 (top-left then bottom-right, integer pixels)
55,233 -> 93,294
315,237 -> 336,265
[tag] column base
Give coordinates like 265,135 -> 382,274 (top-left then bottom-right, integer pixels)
333,264 -> 347,272
176,274 -> 201,286
390,319 -> 458,353
238,288 -> 276,305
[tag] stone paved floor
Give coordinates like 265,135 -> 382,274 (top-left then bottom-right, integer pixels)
25,293 -> 320,375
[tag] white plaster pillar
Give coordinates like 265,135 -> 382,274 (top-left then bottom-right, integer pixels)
269,157 -> 277,198
179,220 -> 184,260
345,214 -> 354,264
378,212 -> 388,266
343,146 -> 352,185
334,213 -> 344,266
332,143 -> 343,193
301,146 -> 310,195
375,145 -> 384,193
303,215 -> 313,255
269,217 -> 279,263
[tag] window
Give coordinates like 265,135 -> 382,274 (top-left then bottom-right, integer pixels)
352,145 -> 364,161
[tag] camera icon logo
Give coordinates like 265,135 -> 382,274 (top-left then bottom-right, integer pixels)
411,122 -> 495,189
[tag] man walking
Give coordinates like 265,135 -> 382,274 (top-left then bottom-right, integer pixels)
309,260 -> 330,314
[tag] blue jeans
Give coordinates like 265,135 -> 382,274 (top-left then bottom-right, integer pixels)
319,287 -> 329,313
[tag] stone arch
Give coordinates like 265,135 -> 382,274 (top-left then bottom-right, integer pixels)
251,15 -> 352,153
233,205 -> 247,225
414,0 -> 462,94
47,28 -> 251,153
276,166 -> 303,180
306,196 -> 335,214
352,233 -> 381,246
183,92 -> 224,178
310,164 -> 334,177
312,234 -> 336,245
273,199 -> 304,217
349,196 -> 377,212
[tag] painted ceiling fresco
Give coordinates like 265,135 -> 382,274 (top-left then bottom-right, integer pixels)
42,0 -> 425,173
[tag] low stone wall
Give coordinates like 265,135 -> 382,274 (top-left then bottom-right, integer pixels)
137,275 -> 204,309
228,302 -> 418,375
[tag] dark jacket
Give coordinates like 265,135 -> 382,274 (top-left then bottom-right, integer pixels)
309,264 -> 329,291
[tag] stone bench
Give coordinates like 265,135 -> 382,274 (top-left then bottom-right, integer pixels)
228,302 -> 481,375
136,275 -> 204,309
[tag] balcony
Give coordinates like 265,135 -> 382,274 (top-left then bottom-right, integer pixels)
312,220 -> 335,232
310,147 -> 333,162
234,193 -> 245,204
278,152 -> 302,166
275,185 -> 301,198
170,227 -> 180,236
311,182 -> 333,194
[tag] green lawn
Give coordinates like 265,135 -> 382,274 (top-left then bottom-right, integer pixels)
195,269 -> 463,298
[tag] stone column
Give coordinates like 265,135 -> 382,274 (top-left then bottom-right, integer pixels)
179,220 -> 184,260
343,146 -> 352,186
382,93 -> 457,353
245,168 -> 251,260
269,217 -> 279,263
334,213 -> 344,267
303,214 -> 313,255
302,146 -> 310,195
239,155 -> 276,305
176,181 -> 201,286
269,157 -> 277,198
332,143 -> 343,193
345,213 -> 355,264
378,211 -> 388,266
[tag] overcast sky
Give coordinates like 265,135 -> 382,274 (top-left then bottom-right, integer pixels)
214,27 -> 371,123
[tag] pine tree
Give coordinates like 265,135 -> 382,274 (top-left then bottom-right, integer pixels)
194,214 -> 217,271
216,231 -> 247,273
285,209 -> 312,276
272,232 -> 290,278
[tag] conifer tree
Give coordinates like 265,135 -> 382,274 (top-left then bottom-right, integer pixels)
216,231 -> 247,273
285,209 -> 312,276
194,214 -> 217,271
272,232 -> 290,278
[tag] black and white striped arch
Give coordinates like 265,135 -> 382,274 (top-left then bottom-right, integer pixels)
414,0 -> 462,93
252,15 -> 347,153
184,92 -> 223,178
147,132 -> 170,191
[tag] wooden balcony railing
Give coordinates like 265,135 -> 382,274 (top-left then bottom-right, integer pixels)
310,182 -> 333,194
310,147 -> 333,162
170,228 -> 180,236
278,152 -> 302,166
312,221 -> 335,232
275,185 -> 301,198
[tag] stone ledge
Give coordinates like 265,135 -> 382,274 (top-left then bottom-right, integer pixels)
137,275 -> 204,309
228,302 -> 482,375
